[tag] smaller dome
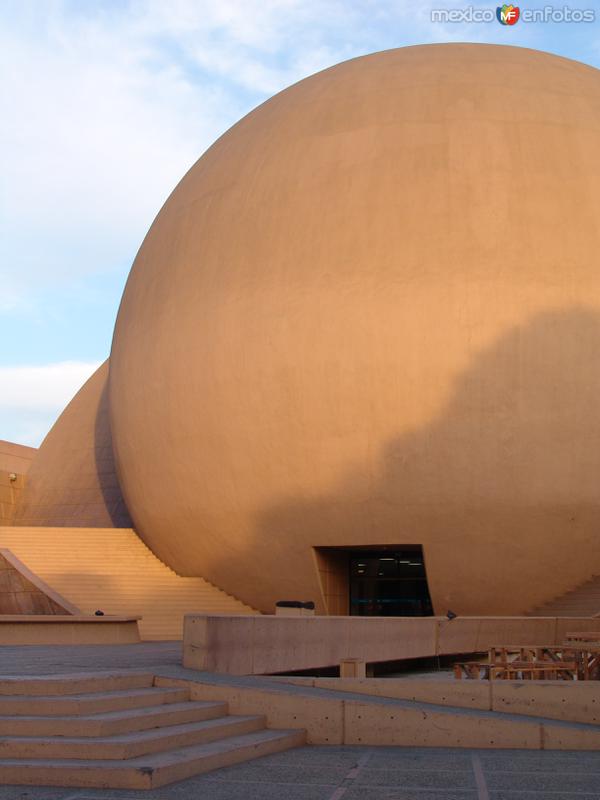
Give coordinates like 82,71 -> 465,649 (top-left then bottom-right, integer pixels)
15,361 -> 131,527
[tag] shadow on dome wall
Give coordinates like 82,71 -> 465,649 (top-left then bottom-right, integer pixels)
247,306 -> 600,617
94,376 -> 132,529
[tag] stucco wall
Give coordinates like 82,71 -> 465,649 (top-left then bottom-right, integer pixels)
0,441 -> 36,475
0,471 -> 24,526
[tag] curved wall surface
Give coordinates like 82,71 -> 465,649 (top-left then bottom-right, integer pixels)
109,44 -> 600,614
16,361 -> 131,528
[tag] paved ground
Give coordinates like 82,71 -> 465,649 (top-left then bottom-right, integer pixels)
0,644 -> 599,799
0,642 -> 182,675
0,746 -> 599,800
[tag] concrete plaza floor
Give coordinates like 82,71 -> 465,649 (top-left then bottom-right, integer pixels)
0,643 -> 599,800
0,745 -> 599,800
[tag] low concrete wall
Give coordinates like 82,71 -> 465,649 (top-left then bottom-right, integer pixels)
155,674 -> 600,750
272,676 -> 600,725
0,615 -> 140,644
183,614 -> 600,674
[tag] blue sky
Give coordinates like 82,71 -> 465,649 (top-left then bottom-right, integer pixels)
2,0 -> 600,446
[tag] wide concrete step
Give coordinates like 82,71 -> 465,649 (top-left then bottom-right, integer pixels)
0,526 -> 258,639
529,575 -> 600,616
554,611 -> 600,616
0,715 -> 266,760
539,599 -> 600,604
544,597 -> 598,608
38,573 -> 209,580
537,604 -> 600,610
0,728 -> 307,789
46,584 -> 236,592
0,701 -> 228,737
0,687 -> 189,717
542,608 -> 600,613
71,600 -> 244,607
0,672 -> 153,697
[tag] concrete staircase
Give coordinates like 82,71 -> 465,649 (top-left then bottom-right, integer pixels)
528,575 -> 600,617
0,671 -> 305,789
0,527 -> 257,639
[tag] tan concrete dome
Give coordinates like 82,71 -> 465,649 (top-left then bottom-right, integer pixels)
109,44 -> 600,615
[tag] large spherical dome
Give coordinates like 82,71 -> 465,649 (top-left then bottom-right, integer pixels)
110,44 -> 600,615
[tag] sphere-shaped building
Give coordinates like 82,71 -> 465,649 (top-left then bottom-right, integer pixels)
101,44 -> 600,616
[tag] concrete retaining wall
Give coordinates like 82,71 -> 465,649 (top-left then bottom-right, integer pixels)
272,676 -> 600,725
183,614 -> 600,674
155,674 -> 600,749
0,616 -> 140,644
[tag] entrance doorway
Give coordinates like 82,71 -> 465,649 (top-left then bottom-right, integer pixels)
349,547 -> 433,616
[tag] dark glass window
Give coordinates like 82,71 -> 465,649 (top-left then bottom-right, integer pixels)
349,548 -> 433,616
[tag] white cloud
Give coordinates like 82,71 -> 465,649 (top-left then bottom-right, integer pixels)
0,5 -> 237,298
0,0 -> 428,311
0,361 -> 101,412
0,1 -> 354,289
0,0 -> 422,445
1,414 -> 53,450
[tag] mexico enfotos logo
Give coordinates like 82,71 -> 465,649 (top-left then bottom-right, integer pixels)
497,4 -> 520,24
431,5 -> 595,23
